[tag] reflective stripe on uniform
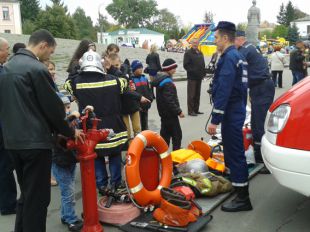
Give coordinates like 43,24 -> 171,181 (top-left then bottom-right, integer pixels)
76,80 -> 117,89
232,182 -> 248,187
157,185 -> 163,190
137,133 -> 147,148
118,77 -> 128,94
243,61 -> 248,65
108,131 -> 128,141
96,138 -> 127,149
213,109 -> 225,114
242,77 -> 248,83
236,60 -> 243,67
254,141 -> 261,145
64,80 -> 73,95
130,182 -> 143,194
159,151 -> 170,159
243,70 -> 248,76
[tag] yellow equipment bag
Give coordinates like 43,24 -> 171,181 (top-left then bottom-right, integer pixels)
171,149 -> 204,164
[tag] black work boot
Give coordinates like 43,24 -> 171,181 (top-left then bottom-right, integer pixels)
221,186 -> 253,212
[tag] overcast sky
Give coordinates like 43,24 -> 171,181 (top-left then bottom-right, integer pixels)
40,0 -> 310,26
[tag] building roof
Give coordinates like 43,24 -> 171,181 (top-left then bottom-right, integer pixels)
293,15 -> 310,22
107,28 -> 163,36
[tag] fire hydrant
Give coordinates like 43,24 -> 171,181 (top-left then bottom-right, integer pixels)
67,110 -> 113,232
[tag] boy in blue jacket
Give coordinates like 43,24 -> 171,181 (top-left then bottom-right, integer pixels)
152,59 -> 184,150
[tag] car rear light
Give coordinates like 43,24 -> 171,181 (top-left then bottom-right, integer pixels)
266,104 -> 291,134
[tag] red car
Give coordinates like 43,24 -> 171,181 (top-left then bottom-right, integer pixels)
261,77 -> 310,196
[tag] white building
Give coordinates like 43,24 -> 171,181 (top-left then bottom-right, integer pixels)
98,28 -> 165,48
292,16 -> 310,38
0,0 -> 22,34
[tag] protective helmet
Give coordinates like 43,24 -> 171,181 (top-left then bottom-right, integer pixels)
80,50 -> 104,74
184,159 -> 209,174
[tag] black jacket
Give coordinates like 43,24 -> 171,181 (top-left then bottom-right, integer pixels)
72,71 -> 128,155
107,67 -> 141,115
146,52 -> 161,72
132,74 -> 153,112
183,48 -> 206,80
0,49 -> 74,149
289,48 -> 305,72
153,73 -> 182,118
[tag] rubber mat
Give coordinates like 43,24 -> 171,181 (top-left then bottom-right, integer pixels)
119,211 -> 213,232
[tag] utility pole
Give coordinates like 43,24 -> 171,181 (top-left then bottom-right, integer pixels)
98,3 -> 105,44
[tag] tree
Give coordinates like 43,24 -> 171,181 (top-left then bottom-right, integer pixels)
285,1 -> 296,26
277,3 -> 286,25
106,0 -> 159,28
272,25 -> 288,38
35,1 -> 77,39
294,8 -> 308,20
204,11 -> 214,23
287,23 -> 300,44
20,0 -> 40,22
73,7 -> 96,41
22,19 -> 36,35
237,23 -> 247,31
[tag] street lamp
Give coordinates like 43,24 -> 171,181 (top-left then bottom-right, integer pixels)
98,3 -> 105,44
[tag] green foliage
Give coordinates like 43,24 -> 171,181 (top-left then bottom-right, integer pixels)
72,7 -> 96,41
277,3 -> 286,25
237,23 -> 247,31
106,0 -> 159,28
287,23 -> 300,44
277,1 -> 309,26
260,30 -> 273,39
272,25 -> 288,38
20,0 -> 40,22
22,19 -> 36,35
285,1 -> 295,26
35,2 -> 77,39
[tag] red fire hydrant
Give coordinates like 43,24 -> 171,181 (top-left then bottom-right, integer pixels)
67,110 -> 113,232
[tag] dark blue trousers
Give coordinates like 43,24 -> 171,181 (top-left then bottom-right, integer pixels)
249,79 -> 275,162
0,129 -> 17,214
221,101 -> 248,186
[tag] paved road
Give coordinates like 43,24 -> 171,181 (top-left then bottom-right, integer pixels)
1,68 -> 310,232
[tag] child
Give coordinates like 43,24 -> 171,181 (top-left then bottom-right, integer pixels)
152,59 -> 184,150
131,60 -> 153,130
52,93 -> 83,232
106,54 -> 149,141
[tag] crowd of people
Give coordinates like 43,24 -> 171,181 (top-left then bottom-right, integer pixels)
0,24 -> 309,232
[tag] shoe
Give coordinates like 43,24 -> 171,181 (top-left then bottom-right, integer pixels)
221,186 -> 253,212
188,112 -> 198,116
259,166 -> 271,174
98,186 -> 110,196
61,219 -> 83,232
1,208 -> 16,215
195,111 -> 204,114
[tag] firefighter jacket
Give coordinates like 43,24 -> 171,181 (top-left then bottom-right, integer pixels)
211,45 -> 245,125
153,72 -> 182,118
238,41 -> 270,88
71,71 -> 128,155
131,74 -> 153,112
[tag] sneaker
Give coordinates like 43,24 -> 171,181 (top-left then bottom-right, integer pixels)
61,219 -> 83,232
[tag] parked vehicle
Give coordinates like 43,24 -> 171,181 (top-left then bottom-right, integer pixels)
261,77 -> 310,197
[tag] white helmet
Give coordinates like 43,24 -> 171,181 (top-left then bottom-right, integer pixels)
80,50 -> 104,74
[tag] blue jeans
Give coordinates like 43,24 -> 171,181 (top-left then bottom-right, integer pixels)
292,71 -> 305,85
52,163 -> 78,224
95,152 -> 122,189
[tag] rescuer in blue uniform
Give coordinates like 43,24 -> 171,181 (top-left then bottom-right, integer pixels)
207,21 -> 252,212
235,31 -> 275,174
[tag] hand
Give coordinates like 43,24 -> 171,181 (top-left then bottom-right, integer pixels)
207,123 -> 217,135
179,112 -> 185,118
74,129 -> 85,144
140,96 -> 151,104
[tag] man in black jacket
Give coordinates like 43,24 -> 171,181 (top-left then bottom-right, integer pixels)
153,59 -> 184,150
289,40 -> 306,85
183,38 -> 206,116
0,29 -> 84,232
0,37 -> 17,216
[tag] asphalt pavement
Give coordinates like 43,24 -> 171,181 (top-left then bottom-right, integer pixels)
1,68 -> 309,232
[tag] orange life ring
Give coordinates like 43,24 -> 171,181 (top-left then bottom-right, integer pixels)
125,130 -> 173,207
